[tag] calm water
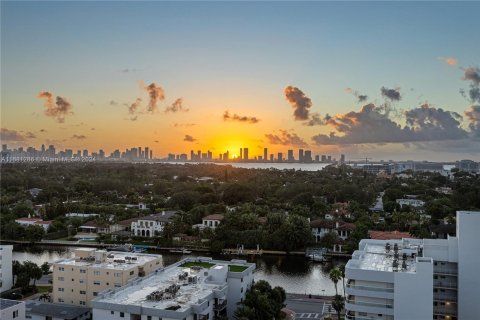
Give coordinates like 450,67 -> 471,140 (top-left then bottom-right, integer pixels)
161,161 -> 331,172
12,245 -> 344,296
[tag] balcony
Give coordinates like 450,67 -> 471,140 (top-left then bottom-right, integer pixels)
433,307 -> 457,316
346,299 -> 393,309
346,283 -> 394,293
433,281 -> 457,289
346,312 -> 393,320
214,300 -> 227,311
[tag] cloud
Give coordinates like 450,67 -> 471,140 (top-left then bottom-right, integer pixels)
141,82 -> 165,112
223,111 -> 260,123
265,129 -> 308,147
184,134 -> 197,142
109,100 -> 119,106
345,87 -> 368,103
128,98 -> 142,114
91,128 -> 95,131
439,57 -> 458,66
312,103 -> 469,145
173,123 -> 196,127
71,134 -> 87,140
129,116 -> 138,121
465,105 -> 480,138
284,86 -> 312,121
381,87 -> 401,101
304,113 -> 327,126
460,67 -> 480,104
463,67 -> 480,85
25,132 -> 36,139
37,91 -> 73,123
39,129 -> 47,133
0,128 -> 33,142
121,68 -> 137,73
165,98 -> 189,113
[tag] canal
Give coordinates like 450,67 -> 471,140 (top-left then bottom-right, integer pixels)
12,245 -> 345,296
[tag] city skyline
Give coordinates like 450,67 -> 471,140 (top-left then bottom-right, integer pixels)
1,2 -> 480,161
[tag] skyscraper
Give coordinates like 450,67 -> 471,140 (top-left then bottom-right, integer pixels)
239,148 -> 243,160
263,148 -> 268,162
287,150 -> 294,162
304,150 -> 312,162
299,149 -> 304,162
145,147 -> 149,160
243,148 -> 249,161
277,152 -> 283,162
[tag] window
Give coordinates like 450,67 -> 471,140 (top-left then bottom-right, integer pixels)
58,277 -> 64,281
147,317 -> 152,320
120,312 -> 125,318
79,279 -> 85,284
58,267 -> 64,271
58,288 -> 64,292
241,287 -> 243,293
115,272 -> 121,277
114,283 -> 121,287
111,311 -> 114,315
130,271 -> 134,275
58,298 -> 64,303
241,278 -> 243,282
80,269 -> 86,274
80,290 -> 86,295
94,271 -> 101,276
80,301 -> 86,305
94,281 -> 101,285
13,310 -> 18,318
93,292 -> 98,296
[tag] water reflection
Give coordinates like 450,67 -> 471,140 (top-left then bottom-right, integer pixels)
12,245 -> 344,296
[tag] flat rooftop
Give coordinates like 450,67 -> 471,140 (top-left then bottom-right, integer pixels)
348,239 -> 421,273
55,249 -> 161,270
0,299 -> 24,310
26,301 -> 90,319
94,258 -> 253,312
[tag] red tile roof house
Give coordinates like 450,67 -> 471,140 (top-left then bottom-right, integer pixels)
201,214 -> 224,229
15,218 -> 52,231
310,219 -> 356,252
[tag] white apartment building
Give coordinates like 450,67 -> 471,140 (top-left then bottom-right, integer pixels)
395,198 -> 425,209
345,210 -> 480,320
52,248 -> 162,307
132,211 -> 177,237
0,299 -> 25,320
91,257 -> 255,320
14,218 -> 52,232
0,245 -> 13,293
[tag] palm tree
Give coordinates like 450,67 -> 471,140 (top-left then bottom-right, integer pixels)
329,267 -> 342,295
332,294 -> 345,320
338,264 -> 346,298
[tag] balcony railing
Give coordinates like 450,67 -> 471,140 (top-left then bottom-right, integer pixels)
433,308 -> 458,316
346,312 -> 393,320
214,300 -> 227,311
346,284 -> 394,293
434,268 -> 458,276
346,299 -> 394,309
433,281 -> 457,289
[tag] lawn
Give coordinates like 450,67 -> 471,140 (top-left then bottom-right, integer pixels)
228,265 -> 248,272
180,261 -> 215,269
36,286 -> 52,293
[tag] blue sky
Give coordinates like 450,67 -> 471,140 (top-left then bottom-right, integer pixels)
1,1 -> 479,160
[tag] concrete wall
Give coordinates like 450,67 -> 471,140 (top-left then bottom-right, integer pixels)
0,300 -> 25,320
0,245 -> 13,293
457,211 -> 480,320
393,257 -> 433,320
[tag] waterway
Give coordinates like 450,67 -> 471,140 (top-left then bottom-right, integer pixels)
161,161 -> 332,171
12,245 -> 345,296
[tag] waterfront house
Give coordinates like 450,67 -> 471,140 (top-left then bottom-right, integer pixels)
131,211 -> 177,237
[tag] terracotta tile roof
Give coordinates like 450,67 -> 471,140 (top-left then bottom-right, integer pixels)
368,230 -> 416,240
338,222 -> 356,231
117,218 -> 138,226
203,214 -> 224,221
310,219 -> 336,229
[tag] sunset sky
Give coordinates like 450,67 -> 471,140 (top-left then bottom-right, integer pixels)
1,1 -> 479,161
